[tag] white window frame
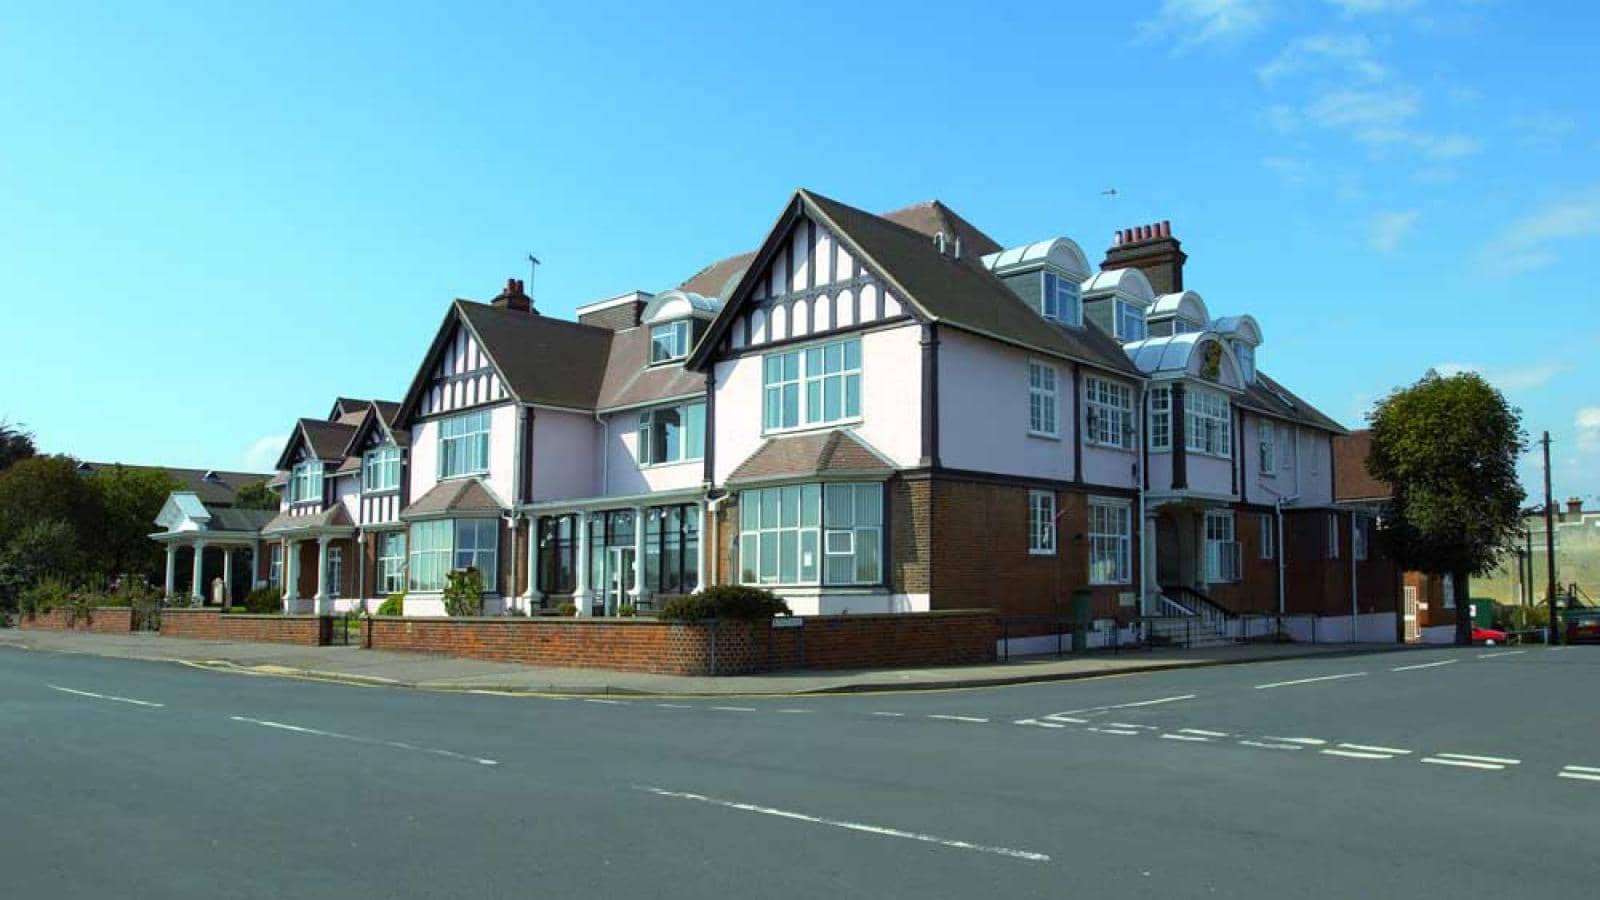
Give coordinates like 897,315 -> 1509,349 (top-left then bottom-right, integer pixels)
650,320 -> 691,364
1236,342 -> 1256,383
1354,514 -> 1369,561
762,338 -> 861,434
737,482 -> 881,587
325,546 -> 343,600
1328,513 -> 1341,560
437,410 -> 491,479
637,400 -> 706,467
453,518 -> 499,592
377,532 -> 406,594
289,460 -> 323,505
1185,388 -> 1233,458
1204,510 -> 1240,583
362,444 -> 401,493
1259,512 -> 1275,560
1085,376 -> 1135,449
1148,386 -> 1171,451
1040,271 -> 1082,325
268,544 -> 283,588
1027,362 -> 1059,438
1088,498 -> 1132,584
1115,299 -> 1147,341
407,518 -> 497,593
1258,420 -> 1277,475
1029,490 -> 1057,556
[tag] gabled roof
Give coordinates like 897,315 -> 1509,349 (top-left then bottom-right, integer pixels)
1239,371 -> 1346,435
401,478 -> 507,519
689,189 -> 1140,377
678,251 -> 757,298
275,419 -> 357,469
79,462 -> 273,507
727,429 -> 896,485
879,200 -> 1004,258
339,401 -> 411,458
595,325 -> 707,411
261,504 -> 355,535
153,491 -> 276,535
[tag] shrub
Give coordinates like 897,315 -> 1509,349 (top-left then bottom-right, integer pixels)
242,587 -> 282,614
377,593 -> 405,616
19,576 -> 72,619
443,568 -> 485,617
658,585 -> 790,623
555,601 -> 578,617
617,603 -> 637,618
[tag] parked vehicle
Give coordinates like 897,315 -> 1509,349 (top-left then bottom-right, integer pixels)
1472,626 -> 1510,645
1565,609 -> 1600,644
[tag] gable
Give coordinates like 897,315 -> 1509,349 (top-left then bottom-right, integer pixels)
719,209 -> 912,355
417,320 -> 511,417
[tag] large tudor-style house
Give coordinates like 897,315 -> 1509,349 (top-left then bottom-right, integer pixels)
207,189 -> 1394,630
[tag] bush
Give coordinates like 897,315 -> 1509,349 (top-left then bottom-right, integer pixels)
241,587 -> 282,614
555,601 -> 577,617
617,603 -> 637,618
377,593 -> 404,617
19,576 -> 72,620
442,568 -> 485,617
658,585 -> 790,623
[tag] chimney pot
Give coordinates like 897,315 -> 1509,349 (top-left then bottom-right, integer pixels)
1566,497 -> 1583,520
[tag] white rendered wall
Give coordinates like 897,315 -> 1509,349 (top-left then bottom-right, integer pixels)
937,328 -> 1072,480
531,408 -> 599,501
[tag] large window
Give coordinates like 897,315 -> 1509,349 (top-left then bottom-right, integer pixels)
738,482 -> 881,586
438,410 -> 491,478
1089,499 -> 1132,584
325,547 -> 343,600
644,505 -> 700,595
1028,362 -> 1058,437
1040,271 -> 1082,325
1205,510 -> 1240,583
1116,300 -> 1147,341
363,445 -> 401,492
763,338 -> 861,432
637,401 -> 706,466
1149,386 -> 1171,450
1258,420 -> 1276,474
269,544 -> 283,588
1085,376 -> 1134,449
1186,389 -> 1232,458
378,532 -> 406,595
1029,490 -> 1056,555
407,518 -> 498,592
289,461 -> 323,504
650,320 -> 691,363
537,514 -> 577,596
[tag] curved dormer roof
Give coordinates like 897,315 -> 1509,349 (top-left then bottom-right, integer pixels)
981,237 -> 1091,279
1149,290 -> 1210,326
640,289 -> 721,325
1121,332 -> 1245,390
1211,314 -> 1263,346
1080,267 -> 1156,306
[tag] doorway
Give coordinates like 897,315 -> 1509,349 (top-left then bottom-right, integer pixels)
596,546 -> 635,617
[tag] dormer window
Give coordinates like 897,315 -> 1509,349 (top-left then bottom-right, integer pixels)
650,320 -> 691,364
1040,272 -> 1082,325
1116,300 -> 1147,341
362,445 -> 401,492
289,461 -> 323,504
1236,343 -> 1256,384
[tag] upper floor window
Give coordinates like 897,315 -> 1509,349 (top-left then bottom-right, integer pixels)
1258,420 -> 1277,475
1236,343 -> 1256,383
1085,376 -> 1135,449
1040,272 -> 1082,325
762,338 -> 860,432
363,445 -> 401,492
438,410 -> 491,478
1149,386 -> 1171,451
637,401 -> 706,466
1186,388 -> 1232,458
1173,318 -> 1200,335
650,320 -> 691,364
289,461 -> 323,504
1029,490 -> 1057,555
1027,362 -> 1058,437
1116,300 -> 1147,341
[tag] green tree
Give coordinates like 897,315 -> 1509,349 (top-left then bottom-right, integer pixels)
234,479 -> 280,511
0,520 -> 84,612
1367,371 -> 1527,645
87,464 -> 180,580
0,419 -> 36,472
0,455 -> 105,552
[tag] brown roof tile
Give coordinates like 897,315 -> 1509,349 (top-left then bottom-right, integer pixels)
727,429 -> 895,485
401,478 -> 507,519
678,251 -> 757,298
455,301 -> 614,409
261,504 -> 355,535
595,326 -> 707,410
1333,429 -> 1389,502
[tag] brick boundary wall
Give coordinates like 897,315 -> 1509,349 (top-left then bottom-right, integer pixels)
364,610 -> 1000,676
160,609 -> 329,645
18,607 -> 134,634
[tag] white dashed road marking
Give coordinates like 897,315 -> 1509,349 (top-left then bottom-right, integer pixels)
1015,718 -> 1066,728
1420,753 -> 1520,771
1239,740 -> 1304,751
927,714 -> 989,723
1265,737 -> 1327,746
871,712 -> 905,718
1179,728 -> 1230,738
1321,748 -> 1395,760
584,698 -> 625,705
1161,733 -> 1212,743
47,685 -> 164,708
638,786 -> 1050,862
1054,694 -> 1196,716
230,716 -> 498,766
656,703 -> 692,709
1254,672 -> 1367,690
710,706 -> 759,713
1392,659 -> 1458,672
1478,650 -> 1527,659
1558,766 -> 1600,783
1337,743 -> 1412,756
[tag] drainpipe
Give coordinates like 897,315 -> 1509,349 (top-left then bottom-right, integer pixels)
1137,385 -> 1149,617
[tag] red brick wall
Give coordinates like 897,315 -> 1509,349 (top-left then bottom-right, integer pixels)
18,607 -> 133,633
1207,506 -> 1280,614
160,609 -> 327,644
767,611 -> 999,670
160,608 -> 224,639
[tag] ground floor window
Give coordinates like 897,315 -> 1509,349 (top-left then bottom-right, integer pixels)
454,519 -> 499,591
644,504 -> 699,595
377,532 -> 406,594
1205,510 -> 1240,583
738,482 -> 882,587
408,519 -> 498,592
326,546 -> 343,599
1258,513 -> 1275,560
269,544 -> 283,588
1028,490 -> 1056,555
1089,499 -> 1132,584
537,514 -> 577,595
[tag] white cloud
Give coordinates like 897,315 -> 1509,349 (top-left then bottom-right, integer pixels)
1258,33 -> 1388,85
1368,209 -> 1420,253
1578,407 -> 1600,454
1295,85 -> 1482,160
1434,361 -> 1565,392
242,434 -> 287,472
1141,0 -> 1273,50
1262,155 -> 1310,185
1512,112 -> 1577,150
1324,0 -> 1423,14
1477,187 -> 1600,275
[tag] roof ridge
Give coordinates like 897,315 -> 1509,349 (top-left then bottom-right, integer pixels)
455,298 -> 614,336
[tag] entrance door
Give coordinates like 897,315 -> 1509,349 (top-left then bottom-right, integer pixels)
602,547 -> 635,617
1403,585 -> 1420,641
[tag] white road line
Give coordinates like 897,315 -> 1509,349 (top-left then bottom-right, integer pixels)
1108,723 -> 1157,730
1042,715 -> 1088,724
1321,748 -> 1395,760
1254,672 -> 1367,690
47,685 -> 164,708
1558,771 -> 1600,783
1161,733 -> 1212,742
1338,743 -> 1412,755
1264,736 -> 1327,746
1089,727 -> 1140,736
710,706 -> 759,713
1430,753 -> 1520,766
638,786 -> 1049,862
1014,719 -> 1066,729
656,703 -> 693,709
1392,659 -> 1459,672
584,698 -> 625,705
1421,758 -> 1504,771
1478,650 -> 1526,659
1054,694 -> 1196,716
927,714 -> 989,724
775,709 -> 814,714
1239,740 -> 1304,751
1561,764 -> 1600,774
871,711 -> 905,718
229,716 -> 498,766
1180,728 -> 1230,737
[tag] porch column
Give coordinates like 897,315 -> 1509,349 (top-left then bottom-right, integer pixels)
314,536 -> 332,614
631,505 -> 645,605
573,511 -> 591,616
694,500 -> 708,594
283,539 -> 299,611
522,514 -> 537,604
222,548 -> 235,609
190,540 -> 207,606
163,543 -> 177,600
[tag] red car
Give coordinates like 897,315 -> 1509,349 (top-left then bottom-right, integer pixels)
1472,627 -> 1509,645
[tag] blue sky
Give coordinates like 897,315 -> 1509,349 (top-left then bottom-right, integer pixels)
2,0 -> 1595,503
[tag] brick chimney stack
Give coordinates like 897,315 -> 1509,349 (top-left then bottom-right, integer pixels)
491,277 -> 535,313
1565,497 -> 1583,522
1101,219 -> 1186,295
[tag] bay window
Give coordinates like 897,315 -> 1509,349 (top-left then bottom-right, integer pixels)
650,320 -> 691,363
1258,420 -> 1277,474
407,518 -> 498,592
1028,362 -> 1058,437
363,445 -> 401,492
377,532 -> 406,594
1149,386 -> 1171,451
738,482 -> 881,587
454,519 -> 499,590
289,461 -> 323,504
1204,510 -> 1240,583
1085,376 -> 1135,449
1040,271 -> 1082,325
408,521 -> 451,592
1186,389 -> 1232,458
1029,490 -> 1056,555
1089,499 -> 1132,584
438,410 -> 491,478
762,338 -> 861,432
637,401 -> 706,466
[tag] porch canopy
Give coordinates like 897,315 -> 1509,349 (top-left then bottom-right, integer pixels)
149,491 -> 275,605
260,505 -> 357,613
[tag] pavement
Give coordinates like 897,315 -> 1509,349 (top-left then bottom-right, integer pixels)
1,642 -> 1595,898
0,626 -> 1415,695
